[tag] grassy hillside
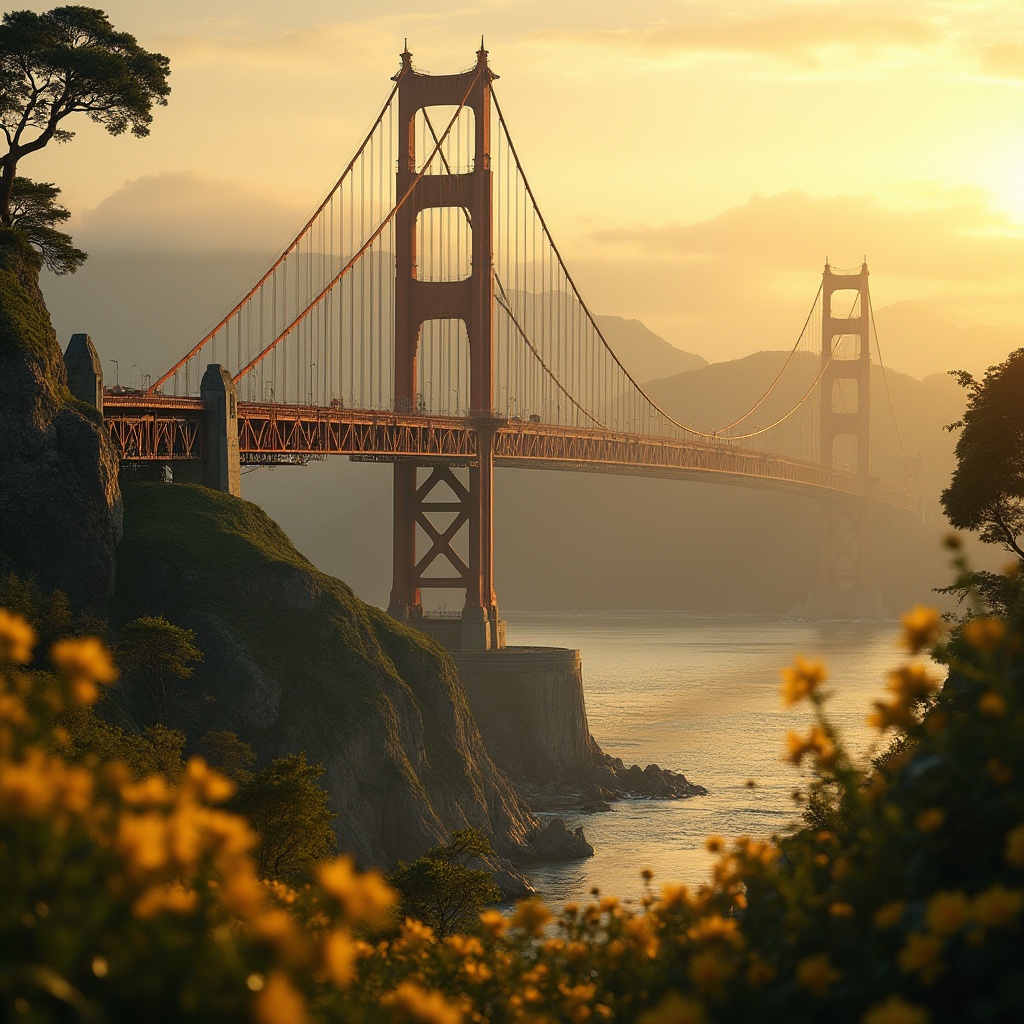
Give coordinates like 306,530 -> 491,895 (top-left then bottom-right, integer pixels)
113,483 -> 535,866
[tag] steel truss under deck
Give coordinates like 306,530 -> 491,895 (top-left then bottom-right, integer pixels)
103,396 -> 919,514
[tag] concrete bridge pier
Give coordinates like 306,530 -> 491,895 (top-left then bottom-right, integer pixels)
793,493 -> 890,619
454,647 -> 595,783
63,334 -> 104,412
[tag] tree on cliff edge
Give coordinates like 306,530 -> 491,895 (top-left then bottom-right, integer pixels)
0,6 -> 170,262
942,349 -> 1024,560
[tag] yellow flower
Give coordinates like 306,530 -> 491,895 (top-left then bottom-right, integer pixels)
0,610 -> 36,664
862,995 -> 929,1024
971,885 -> 1023,929
382,981 -> 462,1024
445,934 -> 483,958
115,812 -> 169,878
686,914 -> 742,946
867,698 -> 917,733
915,809 -> 945,834
688,949 -> 733,997
963,617 -> 1004,654
925,890 -> 969,936
478,908 -> 506,937
253,909 -> 308,963
887,664 -> 941,702
0,750 -> 57,818
462,959 -> 492,983
796,954 -> 840,996
132,882 -> 197,919
783,725 -> 835,767
638,993 -> 707,1024
317,857 -> 395,928
120,774 -> 175,807
898,932 -> 944,985
623,916 -> 660,958
900,606 -> 942,654
1007,825 -> 1024,868
829,902 -> 854,918
50,637 -> 118,701
252,970 -> 308,1024
322,928 -> 359,988
987,758 -> 1012,784
510,897 -> 552,936
396,917 -> 436,950
219,866 -> 266,919
184,757 -> 235,803
659,883 -> 692,910
705,835 -> 724,854
780,656 -> 827,706
873,901 -> 906,929
978,690 -> 1007,717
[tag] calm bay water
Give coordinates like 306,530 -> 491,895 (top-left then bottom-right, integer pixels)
502,612 -> 915,907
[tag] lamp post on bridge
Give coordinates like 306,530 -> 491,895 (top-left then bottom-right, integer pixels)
109,359 -> 118,388
309,362 -> 317,406
452,389 -> 459,416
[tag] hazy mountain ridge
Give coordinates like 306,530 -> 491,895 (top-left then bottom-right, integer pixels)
38,247 -> 1016,614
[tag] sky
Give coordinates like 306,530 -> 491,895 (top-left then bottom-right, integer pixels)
16,0 -> 1024,371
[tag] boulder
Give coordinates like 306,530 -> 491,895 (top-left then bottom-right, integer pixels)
526,817 -> 595,860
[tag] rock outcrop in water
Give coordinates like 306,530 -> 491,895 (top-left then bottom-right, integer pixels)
0,232 -> 122,615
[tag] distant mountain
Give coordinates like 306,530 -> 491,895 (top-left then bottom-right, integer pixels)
871,301 -> 1021,379
42,252 -> 707,391
243,348 -> 988,616
592,314 -> 706,382
38,249 -> 1011,613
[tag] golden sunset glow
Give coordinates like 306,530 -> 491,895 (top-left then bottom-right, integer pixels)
19,0 -> 1024,374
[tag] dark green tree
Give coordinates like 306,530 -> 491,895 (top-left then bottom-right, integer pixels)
389,827 -> 502,937
197,729 -> 257,784
8,176 -> 85,274
230,753 -> 338,883
941,349 -> 1024,560
0,5 -> 170,229
116,615 -> 203,727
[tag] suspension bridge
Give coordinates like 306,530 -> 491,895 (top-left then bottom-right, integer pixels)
89,44 -> 920,646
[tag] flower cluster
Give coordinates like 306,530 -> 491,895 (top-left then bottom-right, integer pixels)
2,574 -> 1022,1023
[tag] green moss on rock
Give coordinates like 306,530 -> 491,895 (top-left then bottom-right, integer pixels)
114,483 -> 535,869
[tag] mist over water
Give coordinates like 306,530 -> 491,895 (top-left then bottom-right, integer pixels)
503,612 -> 916,906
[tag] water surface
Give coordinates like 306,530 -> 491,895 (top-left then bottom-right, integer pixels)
503,612 -> 911,905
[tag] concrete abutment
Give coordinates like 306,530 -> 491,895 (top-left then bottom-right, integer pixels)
452,647 -> 594,784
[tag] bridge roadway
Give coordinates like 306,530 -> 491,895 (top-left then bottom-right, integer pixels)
103,394 -> 920,515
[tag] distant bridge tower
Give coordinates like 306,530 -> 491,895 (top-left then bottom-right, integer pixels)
812,261 -> 886,617
387,44 -> 505,649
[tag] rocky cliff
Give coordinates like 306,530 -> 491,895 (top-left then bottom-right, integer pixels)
0,231 -> 122,615
113,483 -> 540,880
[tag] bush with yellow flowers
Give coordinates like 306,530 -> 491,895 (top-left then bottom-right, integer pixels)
1,560 -> 1022,1023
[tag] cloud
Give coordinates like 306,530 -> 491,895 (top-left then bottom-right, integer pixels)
73,172 -> 310,253
588,190 -> 1023,287
978,41 -> 1024,79
160,12 -> 451,73
558,188 -> 1023,371
528,10 -> 943,70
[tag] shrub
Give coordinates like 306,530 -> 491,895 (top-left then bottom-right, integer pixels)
1,563 -> 1021,1022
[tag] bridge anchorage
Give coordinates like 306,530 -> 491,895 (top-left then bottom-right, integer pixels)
90,45 -> 921,637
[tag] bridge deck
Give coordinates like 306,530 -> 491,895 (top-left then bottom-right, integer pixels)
103,395 -> 919,514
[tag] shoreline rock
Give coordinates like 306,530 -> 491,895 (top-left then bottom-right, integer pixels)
517,738 -> 708,813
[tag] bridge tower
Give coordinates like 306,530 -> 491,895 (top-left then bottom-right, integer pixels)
813,261 -> 886,617
387,44 -> 505,649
